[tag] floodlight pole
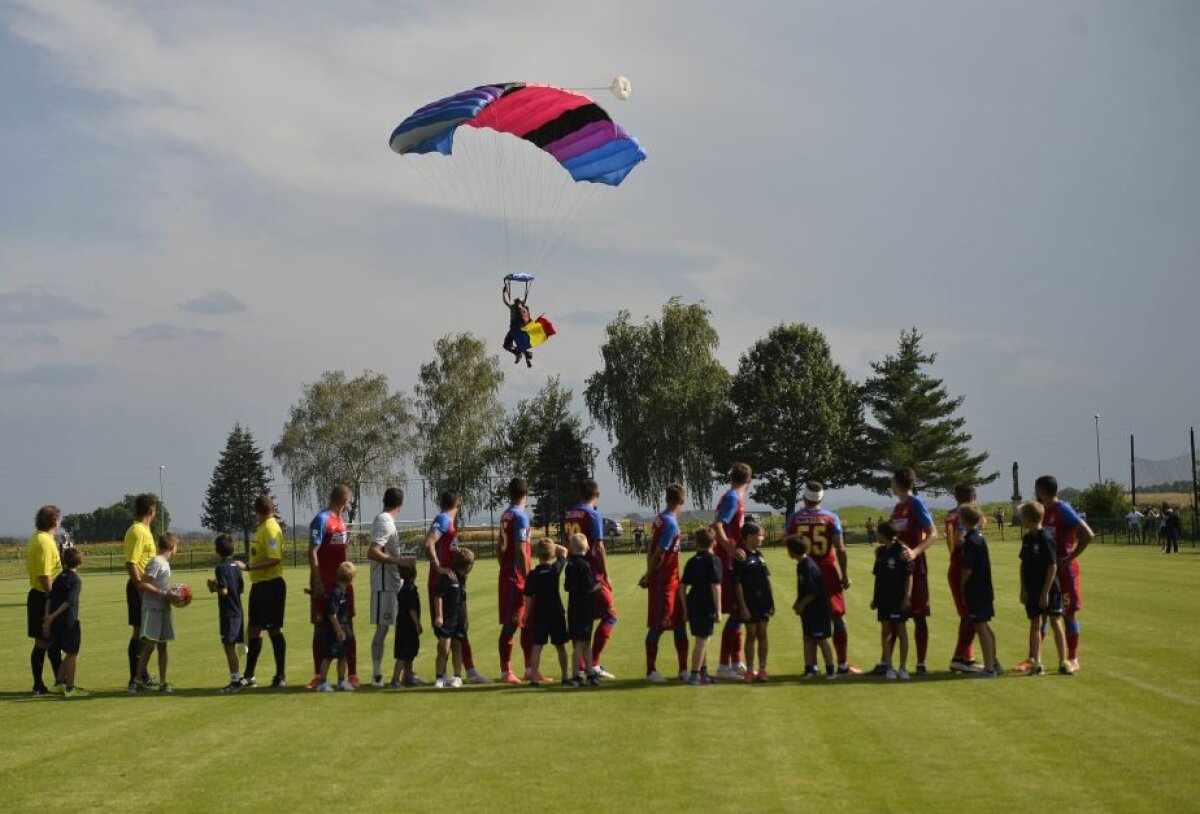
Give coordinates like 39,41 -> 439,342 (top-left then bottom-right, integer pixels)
1130,435 -> 1137,508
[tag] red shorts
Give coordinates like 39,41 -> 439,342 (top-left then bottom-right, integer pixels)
909,569 -> 930,618
947,559 -> 969,617
594,579 -> 617,622
1059,561 -> 1083,613
311,582 -> 355,625
647,582 -> 684,630
498,578 -> 525,626
819,563 -> 846,618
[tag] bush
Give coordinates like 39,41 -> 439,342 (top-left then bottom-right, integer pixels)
1076,480 -> 1131,519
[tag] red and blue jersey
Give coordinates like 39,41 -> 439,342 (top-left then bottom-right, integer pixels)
1043,500 -> 1082,560
564,503 -> 605,578
786,507 -> 842,570
650,510 -> 682,591
498,505 -> 531,586
714,487 -> 745,573
309,509 -> 349,588
946,507 -> 964,565
429,512 -> 459,568
891,495 -> 933,574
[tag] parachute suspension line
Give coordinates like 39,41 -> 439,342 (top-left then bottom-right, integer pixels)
529,184 -> 599,278
483,105 -> 513,276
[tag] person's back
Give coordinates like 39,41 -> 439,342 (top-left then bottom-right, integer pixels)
215,557 -> 244,620
528,560 -> 566,622
49,570 -> 82,634
683,550 -> 720,616
962,529 -> 993,604
563,554 -> 594,623
872,542 -> 910,617
796,555 -> 831,627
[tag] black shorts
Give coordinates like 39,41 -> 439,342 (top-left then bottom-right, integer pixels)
1025,600 -> 1064,620
877,609 -> 909,623
53,622 -> 81,655
532,613 -> 569,647
322,627 -> 346,658
394,628 -> 420,662
688,614 -> 715,639
965,601 -> 994,623
434,622 -> 467,641
27,590 -> 47,640
248,578 -> 287,631
802,612 -> 833,640
567,610 -> 594,642
126,579 -> 142,628
745,603 -> 774,624
220,614 -> 245,645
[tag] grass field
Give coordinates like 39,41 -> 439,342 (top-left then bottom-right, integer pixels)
2,542 -> 1197,812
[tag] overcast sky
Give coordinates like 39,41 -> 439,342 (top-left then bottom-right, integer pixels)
1,0 -> 1197,534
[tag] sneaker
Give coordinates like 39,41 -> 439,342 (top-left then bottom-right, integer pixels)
686,673 -> 702,686
678,670 -> 691,682
159,683 -> 174,695
702,674 -> 718,685
755,671 -> 769,683
466,669 -> 492,685
407,675 -> 429,687
371,676 -> 385,689
1068,659 -> 1081,672
31,685 -> 51,696
317,682 -> 334,692
126,681 -> 138,696
500,671 -> 523,685
716,664 -> 737,681
569,675 -> 584,687
270,676 -> 287,689
646,670 -> 668,684
836,664 -> 864,676
885,668 -> 899,680
449,676 -> 463,688
304,676 -> 323,691
915,664 -> 928,676
241,676 -> 258,688
734,662 -> 749,676
977,669 -> 997,679
388,678 -> 404,689
347,675 -> 361,689
594,666 -> 616,680
897,669 -> 911,681
220,682 -> 242,694
949,659 -> 973,673
992,661 -> 1004,675
63,686 -> 89,698
871,662 -> 890,676
742,671 -> 758,684
48,683 -> 66,696
1013,658 -> 1036,674
803,669 -> 819,680
336,679 -> 355,692
139,675 -> 159,688
825,670 -> 837,681
434,677 -> 446,689
1028,663 -> 1045,676
530,672 -> 553,684
1058,661 -> 1075,676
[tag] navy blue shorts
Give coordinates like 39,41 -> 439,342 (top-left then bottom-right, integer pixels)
877,609 -> 909,623
533,614 -> 569,647
323,630 -> 347,659
53,622 -> 81,655
220,614 -> 245,645
394,629 -> 420,662
434,622 -> 467,641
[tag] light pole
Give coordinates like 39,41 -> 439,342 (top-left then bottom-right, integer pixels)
1093,415 -> 1101,484
158,465 -> 166,534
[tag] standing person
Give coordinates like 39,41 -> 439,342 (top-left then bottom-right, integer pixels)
563,480 -> 617,679
497,478 -> 533,684
1031,475 -> 1094,672
205,534 -> 246,693
864,517 -> 876,544
1018,502 -> 1070,676
123,493 -> 158,691
1164,508 -> 1182,554
367,487 -> 416,688
564,535 -> 601,686
522,539 -> 571,686
945,484 -> 980,673
712,463 -> 752,680
389,562 -> 424,688
732,520 -> 773,682
132,534 -> 179,695
887,468 -> 938,675
242,495 -> 288,688
786,482 -> 859,675
26,505 -> 63,695
306,485 -> 359,690
871,522 -> 913,680
640,484 -> 688,683
316,562 -> 356,692
681,529 -> 721,686
958,506 -> 1000,677
433,549 -> 476,688
44,548 -> 86,697
422,490 -> 490,684
787,536 -> 836,680
1126,507 -> 1144,543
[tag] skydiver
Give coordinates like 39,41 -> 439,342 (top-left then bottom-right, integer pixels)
502,282 -> 533,367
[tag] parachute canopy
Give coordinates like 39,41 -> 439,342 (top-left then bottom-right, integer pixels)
504,273 -> 535,283
389,83 -> 647,186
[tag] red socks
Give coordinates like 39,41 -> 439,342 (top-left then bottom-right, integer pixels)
499,633 -> 514,674
674,633 -> 689,673
461,638 -> 475,671
592,621 -> 614,664
833,625 -> 848,665
520,628 -> 532,670
955,620 -> 976,661
914,621 -> 929,664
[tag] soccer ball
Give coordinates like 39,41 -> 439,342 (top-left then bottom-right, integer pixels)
169,584 -> 193,608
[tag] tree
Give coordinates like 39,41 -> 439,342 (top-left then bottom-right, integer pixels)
202,422 -> 274,546
585,297 -> 730,508
861,328 -> 997,496
721,324 -> 867,514
493,376 -> 576,497
1077,480 -> 1132,519
273,370 -> 416,522
413,333 -> 506,519
530,420 -> 594,534
63,495 -> 172,543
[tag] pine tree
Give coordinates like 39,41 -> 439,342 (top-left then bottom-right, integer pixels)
862,328 -> 997,495
203,422 -> 275,545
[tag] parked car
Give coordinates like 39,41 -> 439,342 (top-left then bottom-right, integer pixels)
604,518 -> 624,538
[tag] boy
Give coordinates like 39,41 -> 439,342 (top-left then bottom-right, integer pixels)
681,528 -> 721,686
434,548 -> 476,688
1019,502 -> 1070,676
564,534 -> 601,686
317,561 -> 357,692
641,483 -> 688,683
390,563 -> 424,688
958,506 -> 1000,677
732,520 -> 773,683
206,534 -> 245,693
44,547 -> 86,697
132,534 -> 179,695
871,522 -> 913,680
27,505 -> 63,695
946,484 -> 980,673
787,536 -> 836,680
523,539 -> 571,686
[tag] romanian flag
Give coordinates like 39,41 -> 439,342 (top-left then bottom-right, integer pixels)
518,315 -> 557,350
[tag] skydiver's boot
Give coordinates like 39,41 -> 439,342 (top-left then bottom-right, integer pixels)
524,351 -> 533,368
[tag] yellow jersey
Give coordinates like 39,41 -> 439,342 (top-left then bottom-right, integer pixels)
123,521 -> 155,573
249,517 -> 286,583
27,531 -> 62,592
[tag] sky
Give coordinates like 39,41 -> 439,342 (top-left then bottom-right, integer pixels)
1,0 -> 1197,534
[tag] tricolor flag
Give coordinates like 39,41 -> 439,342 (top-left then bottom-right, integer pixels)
518,315 -> 557,350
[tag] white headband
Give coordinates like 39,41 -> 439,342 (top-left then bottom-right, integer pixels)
802,486 -> 824,503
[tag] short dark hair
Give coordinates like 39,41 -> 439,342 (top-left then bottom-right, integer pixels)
742,520 -> 762,540
507,478 -> 529,504
958,504 -> 982,528
1034,475 -> 1058,497
730,463 -> 752,486
328,484 -> 352,507
398,562 -> 417,581
785,535 -> 810,558
383,487 -> 404,511
35,505 -> 61,532
892,468 -> 916,491
665,483 -> 685,507
157,533 -> 179,552
453,547 -> 476,570
953,484 -> 976,504
578,479 -> 600,501
215,533 -> 235,557
134,493 -> 158,518
438,490 -> 461,511
254,494 -> 275,516
693,528 -> 714,550
877,521 -> 898,541
62,547 -> 83,569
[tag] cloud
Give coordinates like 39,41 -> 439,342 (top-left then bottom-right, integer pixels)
10,328 -> 62,346
0,291 -> 104,324
122,323 -> 223,343
180,288 -> 247,315
0,361 -> 104,387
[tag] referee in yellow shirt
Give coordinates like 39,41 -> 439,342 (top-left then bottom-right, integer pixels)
26,505 -> 63,695
124,494 -> 159,689
242,495 -> 289,687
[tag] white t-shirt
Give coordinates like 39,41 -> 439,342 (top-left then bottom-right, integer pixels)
143,555 -> 172,610
1126,511 -> 1143,526
369,512 -> 402,592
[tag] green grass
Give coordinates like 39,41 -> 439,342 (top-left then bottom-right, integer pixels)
1,543 -> 1197,812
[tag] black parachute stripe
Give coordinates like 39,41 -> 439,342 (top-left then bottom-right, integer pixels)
523,103 -> 611,148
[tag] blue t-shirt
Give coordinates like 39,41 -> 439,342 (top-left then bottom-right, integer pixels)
215,558 -> 244,619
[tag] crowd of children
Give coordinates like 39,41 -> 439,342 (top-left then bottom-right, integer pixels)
20,465 -> 1090,696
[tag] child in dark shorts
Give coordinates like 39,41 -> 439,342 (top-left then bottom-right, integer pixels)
787,536 -> 835,680
434,549 -> 475,688
206,534 -> 245,694
1019,502 -> 1070,676
44,548 -> 85,697
524,539 -> 571,686
681,528 -> 721,685
732,521 -> 773,682
959,505 -> 1000,677
317,562 -> 356,692
563,534 -> 601,686
390,563 -> 424,688
871,521 -> 913,680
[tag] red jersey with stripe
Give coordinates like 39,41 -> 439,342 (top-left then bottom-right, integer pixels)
564,503 -> 606,579
786,508 -> 842,571
1042,500 -> 1082,560
429,512 -> 459,567
945,507 -> 964,566
891,495 -> 934,575
498,506 -> 531,587
309,509 -> 349,588
650,510 -> 682,591
713,487 -> 745,572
